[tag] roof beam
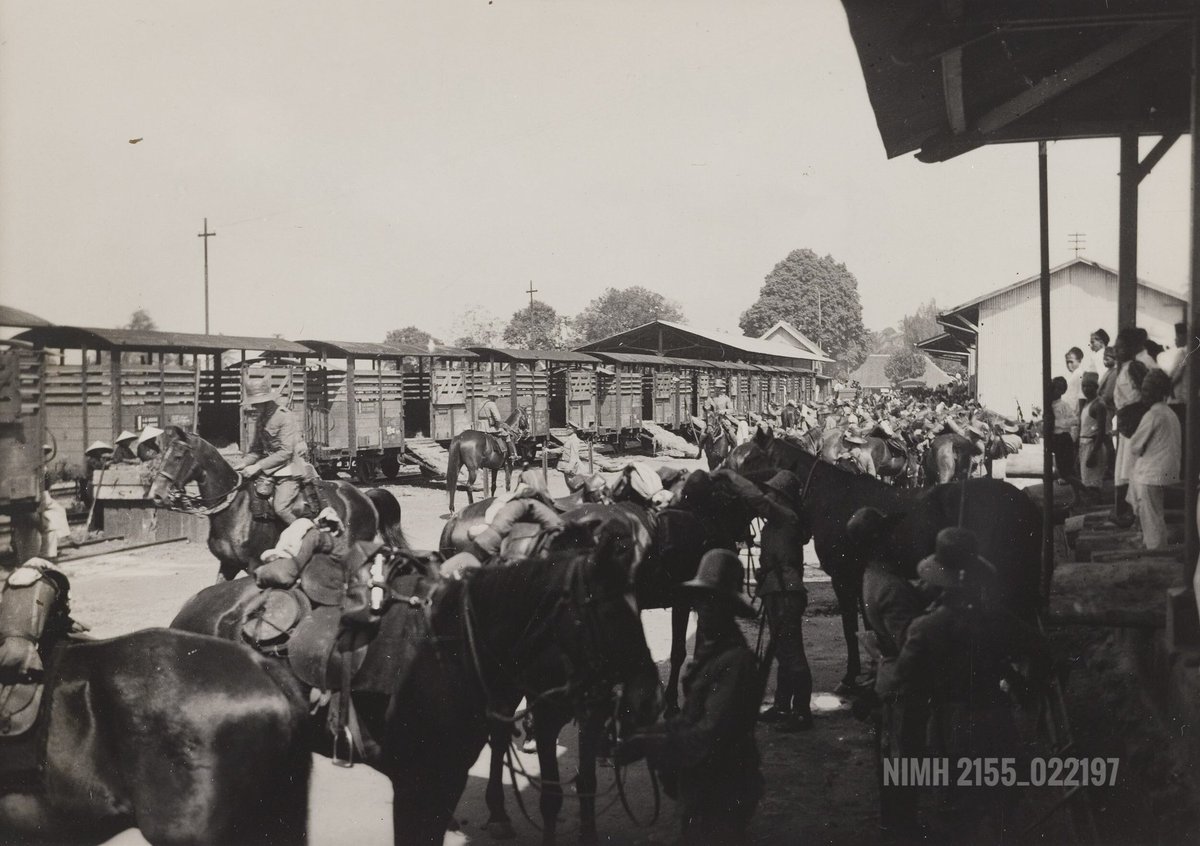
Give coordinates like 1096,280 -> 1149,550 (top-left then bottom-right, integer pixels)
940,0 -> 968,134
1138,131 -> 1182,182
950,314 -> 980,333
975,23 -> 1180,136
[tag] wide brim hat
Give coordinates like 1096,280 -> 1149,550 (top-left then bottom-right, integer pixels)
713,379 -> 727,389
1000,419 -> 1021,435
917,527 -> 996,590
486,385 -> 501,398
679,548 -> 756,618
967,420 -> 991,439
134,426 -> 164,450
85,440 -> 114,456
843,433 -> 867,445
243,379 -> 284,408
114,429 -> 138,445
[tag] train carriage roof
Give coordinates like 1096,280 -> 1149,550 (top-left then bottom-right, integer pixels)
467,347 -> 600,364
16,325 -> 311,355
297,339 -> 427,358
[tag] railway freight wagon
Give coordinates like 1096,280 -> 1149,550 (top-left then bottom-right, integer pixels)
588,352 -> 647,439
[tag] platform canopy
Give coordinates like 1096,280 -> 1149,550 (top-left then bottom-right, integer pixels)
468,347 -> 600,365
842,0 -> 1194,162
577,319 -> 831,366
297,339 -> 427,359
0,304 -> 52,328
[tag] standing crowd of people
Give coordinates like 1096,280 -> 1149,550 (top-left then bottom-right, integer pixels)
1050,321 -> 1188,550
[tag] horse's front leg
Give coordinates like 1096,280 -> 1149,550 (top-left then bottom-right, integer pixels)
390,763 -> 467,846
665,602 -> 691,715
534,706 -> 566,846
576,709 -> 604,845
484,723 -> 517,840
831,573 -> 862,693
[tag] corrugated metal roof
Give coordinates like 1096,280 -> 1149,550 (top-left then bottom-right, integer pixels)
16,325 -> 311,354
0,305 -> 52,328
298,339 -> 426,358
587,351 -> 667,365
429,345 -> 479,359
469,347 -> 600,364
578,319 -> 834,364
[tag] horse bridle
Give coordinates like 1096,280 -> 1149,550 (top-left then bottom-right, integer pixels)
154,437 -> 242,516
462,551 -> 636,723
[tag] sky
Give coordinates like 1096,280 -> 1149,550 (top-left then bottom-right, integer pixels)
0,1 -> 1191,346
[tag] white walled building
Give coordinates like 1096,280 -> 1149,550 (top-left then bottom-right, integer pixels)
919,258 -> 1186,418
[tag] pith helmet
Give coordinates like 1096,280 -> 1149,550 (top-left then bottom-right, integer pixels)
917,527 -> 996,591
243,379 -> 282,408
679,548 -> 755,618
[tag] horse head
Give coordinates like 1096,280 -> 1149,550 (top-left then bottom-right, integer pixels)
148,426 -> 240,511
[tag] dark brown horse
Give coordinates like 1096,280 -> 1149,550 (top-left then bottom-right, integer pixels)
147,427 -> 404,580
725,430 -> 1042,691
172,525 -> 662,846
693,410 -> 733,470
445,406 -> 531,512
0,576 -> 310,846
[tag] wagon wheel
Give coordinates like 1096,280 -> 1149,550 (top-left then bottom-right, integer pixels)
380,455 -> 400,481
354,457 -> 378,485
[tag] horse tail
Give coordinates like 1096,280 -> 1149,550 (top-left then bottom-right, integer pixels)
446,438 -> 463,510
365,487 -> 409,550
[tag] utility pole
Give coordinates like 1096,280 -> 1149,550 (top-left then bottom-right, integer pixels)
816,288 -> 823,347
1068,232 -> 1086,257
198,218 -> 217,334
525,280 -> 538,346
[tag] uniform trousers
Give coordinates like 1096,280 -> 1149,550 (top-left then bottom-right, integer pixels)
764,591 -> 812,717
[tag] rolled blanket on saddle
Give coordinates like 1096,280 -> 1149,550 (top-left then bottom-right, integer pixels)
0,559 -> 65,682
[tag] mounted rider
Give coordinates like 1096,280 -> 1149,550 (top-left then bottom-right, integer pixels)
236,378 -> 324,525
703,379 -> 739,445
478,385 -> 519,459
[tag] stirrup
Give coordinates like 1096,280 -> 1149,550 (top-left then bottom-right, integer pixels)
332,724 -> 355,768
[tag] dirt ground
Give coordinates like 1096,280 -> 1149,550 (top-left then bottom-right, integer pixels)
41,460 -> 1192,845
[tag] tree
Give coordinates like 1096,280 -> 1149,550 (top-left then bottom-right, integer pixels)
125,309 -> 156,331
451,307 -> 505,348
572,286 -> 685,343
503,300 -> 565,349
738,249 -> 868,370
899,299 -> 940,349
385,326 -> 441,349
884,349 -> 927,385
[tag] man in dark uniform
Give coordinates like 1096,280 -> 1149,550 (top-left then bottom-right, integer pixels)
617,548 -> 763,845
780,398 -> 801,432
755,470 -> 813,732
847,507 -> 928,839
898,528 -> 1052,840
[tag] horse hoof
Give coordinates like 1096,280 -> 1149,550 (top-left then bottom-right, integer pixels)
834,681 -> 864,697
486,821 -> 517,840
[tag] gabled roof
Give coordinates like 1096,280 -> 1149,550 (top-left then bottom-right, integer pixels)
849,353 -> 953,389
577,319 -> 834,364
758,320 -> 832,361
940,257 -> 1185,320
0,305 -> 51,328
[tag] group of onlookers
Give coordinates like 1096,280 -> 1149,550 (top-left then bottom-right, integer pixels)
1050,321 -> 1188,549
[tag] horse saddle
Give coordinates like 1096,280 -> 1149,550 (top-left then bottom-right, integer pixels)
0,681 -> 43,738
287,606 -> 369,692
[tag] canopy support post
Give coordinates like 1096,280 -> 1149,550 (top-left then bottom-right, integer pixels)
1185,18 -> 1200,586
1039,141 -> 1055,607
1118,130 -> 1140,330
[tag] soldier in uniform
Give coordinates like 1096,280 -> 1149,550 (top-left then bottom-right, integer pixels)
237,379 -> 320,525
779,398 -> 802,432
703,379 -> 739,445
617,548 -> 764,846
848,507 -> 928,839
754,470 -> 813,732
898,528 -> 1052,840
840,432 -> 876,476
478,385 -> 518,458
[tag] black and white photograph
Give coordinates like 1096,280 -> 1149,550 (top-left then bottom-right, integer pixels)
1,2 -> 1198,844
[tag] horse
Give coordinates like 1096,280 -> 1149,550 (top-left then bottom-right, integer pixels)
439,468 -> 760,842
0,572 -> 311,845
147,426 -> 403,581
693,411 -> 733,470
171,523 -> 663,846
445,406 -> 532,513
923,432 -> 1008,484
724,430 -> 1043,692
789,425 -> 916,485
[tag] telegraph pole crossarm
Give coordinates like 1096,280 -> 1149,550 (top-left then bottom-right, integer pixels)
198,218 -> 217,334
